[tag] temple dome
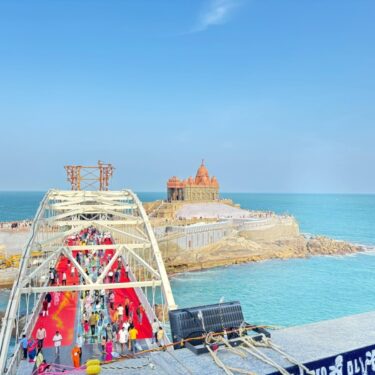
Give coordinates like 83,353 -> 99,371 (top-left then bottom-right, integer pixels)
196,161 -> 209,178
167,160 -> 219,201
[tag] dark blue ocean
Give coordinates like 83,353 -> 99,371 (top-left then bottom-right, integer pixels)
1,191 -> 375,327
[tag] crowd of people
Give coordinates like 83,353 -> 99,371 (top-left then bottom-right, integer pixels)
20,227 -> 166,372
19,329 -> 62,373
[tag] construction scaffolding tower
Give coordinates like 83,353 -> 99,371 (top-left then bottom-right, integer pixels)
64,161 -> 114,191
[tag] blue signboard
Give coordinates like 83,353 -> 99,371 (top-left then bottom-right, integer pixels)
270,344 -> 375,375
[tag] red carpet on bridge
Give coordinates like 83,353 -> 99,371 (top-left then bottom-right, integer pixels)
31,235 -> 153,347
31,256 -> 78,348
104,244 -> 153,339
110,267 -> 153,339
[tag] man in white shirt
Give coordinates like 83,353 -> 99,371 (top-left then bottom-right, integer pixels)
52,331 -> 63,356
151,319 -> 159,344
117,304 -> 124,321
118,327 -> 129,353
122,320 -> 130,331
36,326 -> 47,349
62,271 -> 67,286
49,270 -> 55,285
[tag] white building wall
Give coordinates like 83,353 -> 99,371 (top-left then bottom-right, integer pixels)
155,221 -> 233,250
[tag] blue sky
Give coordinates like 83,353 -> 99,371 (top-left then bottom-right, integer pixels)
0,0 -> 374,193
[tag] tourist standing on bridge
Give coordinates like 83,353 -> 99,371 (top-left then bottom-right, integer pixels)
71,345 -> 81,368
114,268 -> 120,283
27,338 -> 37,362
20,334 -> 28,359
83,320 -> 90,337
105,339 -> 113,361
129,301 -> 134,320
124,298 -> 130,318
62,271 -> 67,286
42,299 -> 49,317
36,326 -> 47,349
113,308 -> 119,324
52,331 -> 63,356
118,326 -> 129,353
100,288 -> 105,306
117,304 -> 124,322
76,334 -> 83,363
157,327 -> 166,348
109,291 -> 115,310
105,323 -> 113,341
89,312 -> 97,336
45,292 -> 52,309
122,319 -> 130,332
129,326 -> 138,354
136,304 -> 144,325
49,269 -> 55,285
152,319 -> 159,344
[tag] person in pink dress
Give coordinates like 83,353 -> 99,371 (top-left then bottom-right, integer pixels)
83,320 -> 90,338
105,340 -> 113,361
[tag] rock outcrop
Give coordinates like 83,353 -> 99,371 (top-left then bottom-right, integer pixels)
163,232 -> 365,274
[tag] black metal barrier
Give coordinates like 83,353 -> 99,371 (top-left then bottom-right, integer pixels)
169,301 -> 270,353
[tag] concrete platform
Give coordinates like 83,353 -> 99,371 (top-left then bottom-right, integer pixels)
98,311 -> 375,374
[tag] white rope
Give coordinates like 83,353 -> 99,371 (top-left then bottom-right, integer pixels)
206,344 -> 234,375
239,336 -> 291,375
205,333 -> 256,375
205,329 -> 312,375
259,336 -> 314,375
206,332 -> 247,359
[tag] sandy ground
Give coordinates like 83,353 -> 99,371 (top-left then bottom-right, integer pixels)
176,203 -> 254,219
0,230 -> 30,255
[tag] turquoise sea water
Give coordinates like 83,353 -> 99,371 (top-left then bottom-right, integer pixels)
1,191 -> 375,327
170,253 -> 375,327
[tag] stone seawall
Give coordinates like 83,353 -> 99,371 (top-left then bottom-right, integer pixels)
156,216 -> 298,252
238,218 -> 300,241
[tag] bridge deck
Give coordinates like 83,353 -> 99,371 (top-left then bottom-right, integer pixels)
19,235 -> 153,374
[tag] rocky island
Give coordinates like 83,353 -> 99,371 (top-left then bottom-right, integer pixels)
144,161 -> 366,273
144,201 -> 365,274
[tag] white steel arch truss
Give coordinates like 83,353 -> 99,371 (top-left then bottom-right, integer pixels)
0,189 -> 176,374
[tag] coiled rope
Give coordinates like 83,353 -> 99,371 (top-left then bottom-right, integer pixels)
203,327 -> 314,375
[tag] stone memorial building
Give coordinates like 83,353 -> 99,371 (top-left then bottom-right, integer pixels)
167,161 -> 219,202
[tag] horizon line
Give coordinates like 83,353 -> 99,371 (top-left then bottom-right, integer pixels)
1,190 -> 375,195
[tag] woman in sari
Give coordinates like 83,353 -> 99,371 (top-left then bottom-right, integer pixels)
105,340 -> 113,361
71,345 -> 81,368
27,338 -> 37,362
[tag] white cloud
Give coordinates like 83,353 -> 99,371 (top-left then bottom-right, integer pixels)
192,0 -> 241,33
